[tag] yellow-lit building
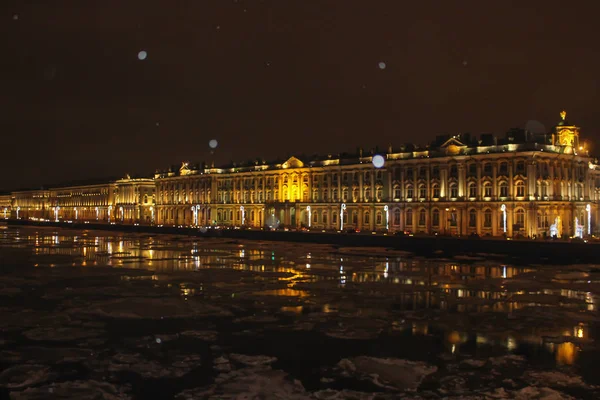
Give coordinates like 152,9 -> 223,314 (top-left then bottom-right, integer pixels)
5,111 -> 600,237
0,194 -> 12,219
155,111 -> 599,237
49,182 -> 114,222
114,177 -> 155,223
8,177 -> 155,224
12,189 -> 50,220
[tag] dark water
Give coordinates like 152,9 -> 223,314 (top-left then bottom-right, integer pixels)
0,226 -> 599,399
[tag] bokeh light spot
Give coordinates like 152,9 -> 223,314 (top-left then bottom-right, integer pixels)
378,62 -> 386,70
209,139 -> 218,149
138,51 -> 148,61
372,154 -> 385,168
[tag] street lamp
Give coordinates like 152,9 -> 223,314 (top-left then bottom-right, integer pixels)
384,205 -> 389,231
240,205 -> 245,226
500,204 -> 507,234
340,203 -> 346,231
108,205 -> 112,223
95,207 -> 99,220
191,205 -> 199,226
586,204 -> 591,236
16,206 -> 20,219
150,206 -> 155,223
54,206 -> 60,222
306,206 -> 311,228
119,206 -> 124,222
3,207 -> 7,219
74,207 -> 78,220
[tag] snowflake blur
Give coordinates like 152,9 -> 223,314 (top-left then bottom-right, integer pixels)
137,51 -> 148,61
209,139 -> 218,149
378,62 -> 386,70
372,154 -> 385,169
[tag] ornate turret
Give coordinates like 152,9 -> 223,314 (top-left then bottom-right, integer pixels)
554,110 -> 580,148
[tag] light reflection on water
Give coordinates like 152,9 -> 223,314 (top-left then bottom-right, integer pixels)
1,227 -> 598,368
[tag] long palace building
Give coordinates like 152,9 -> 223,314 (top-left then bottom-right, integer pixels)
2,112 -> 600,238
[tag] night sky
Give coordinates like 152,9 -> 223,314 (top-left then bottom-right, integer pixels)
2,0 -> 600,191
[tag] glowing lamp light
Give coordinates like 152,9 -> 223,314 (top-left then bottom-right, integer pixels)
150,206 -> 155,223
119,206 -> 124,222
340,203 -> 346,231
378,62 -> 386,70
372,154 -> 385,169
306,206 -> 311,228
95,206 -> 99,220
74,207 -> 78,220
191,205 -> 199,226
384,205 -> 389,230
16,206 -> 20,219
586,204 -> 591,236
500,204 -> 507,233
108,205 -> 112,223
209,139 -> 218,149
137,51 -> 147,60
240,205 -> 245,226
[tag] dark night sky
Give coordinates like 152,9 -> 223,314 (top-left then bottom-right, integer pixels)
2,0 -> 600,191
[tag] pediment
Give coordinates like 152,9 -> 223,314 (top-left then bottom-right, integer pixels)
440,137 -> 466,155
179,162 -> 192,176
281,156 -> 304,169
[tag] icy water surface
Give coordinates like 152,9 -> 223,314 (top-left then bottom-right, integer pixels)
1,226 -> 599,399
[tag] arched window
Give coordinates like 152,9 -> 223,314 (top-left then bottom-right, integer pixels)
483,182 -> 492,198
406,185 -> 414,199
364,188 -> 371,201
468,209 -> 477,227
449,183 -> 458,199
364,211 -> 370,224
352,212 -> 358,224
418,209 -> 426,226
332,189 -> 338,201
376,188 -> 383,200
515,181 -> 525,197
499,181 -> 508,198
432,183 -> 440,199
393,185 -> 401,199
418,184 -> 426,199
468,182 -> 477,198
406,208 -> 413,226
432,209 -> 440,226
393,208 -> 401,225
353,188 -> 359,201
313,211 -> 318,223
376,211 -> 382,225
515,208 -> 525,226
483,209 -> 492,227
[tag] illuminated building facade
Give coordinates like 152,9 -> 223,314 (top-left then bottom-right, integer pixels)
0,194 -> 13,219
5,112 -> 600,237
114,177 -> 155,223
155,112 -> 599,237
8,177 -> 155,224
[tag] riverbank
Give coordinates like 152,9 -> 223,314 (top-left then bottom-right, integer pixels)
5,219 -> 599,264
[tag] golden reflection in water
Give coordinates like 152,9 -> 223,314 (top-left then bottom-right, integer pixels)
556,342 -> 577,365
412,322 -> 428,336
281,306 -> 304,314
255,289 -> 309,297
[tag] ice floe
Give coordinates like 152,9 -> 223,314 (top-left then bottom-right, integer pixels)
69,297 -> 232,319
108,352 -> 201,379
337,357 -> 437,391
0,364 -> 53,390
10,380 -> 131,400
